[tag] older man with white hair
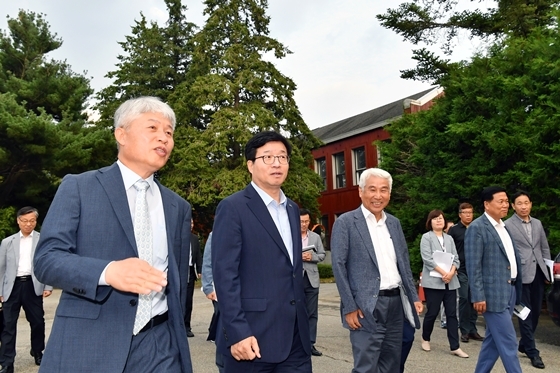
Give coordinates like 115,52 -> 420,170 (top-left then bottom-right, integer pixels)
331,168 -> 423,373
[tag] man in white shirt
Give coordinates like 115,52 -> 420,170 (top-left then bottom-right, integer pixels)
465,186 -> 523,373
0,207 -> 52,373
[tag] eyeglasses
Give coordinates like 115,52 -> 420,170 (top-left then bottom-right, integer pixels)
18,219 -> 37,224
459,211 -> 473,216
254,155 -> 290,165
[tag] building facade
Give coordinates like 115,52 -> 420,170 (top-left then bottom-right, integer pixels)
311,87 -> 443,248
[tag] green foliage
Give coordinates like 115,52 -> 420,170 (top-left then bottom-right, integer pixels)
318,263 -> 333,279
377,0 -> 557,83
0,206 -> 16,239
0,10 -> 115,219
161,0 -> 323,225
95,0 -> 197,129
379,15 -> 560,274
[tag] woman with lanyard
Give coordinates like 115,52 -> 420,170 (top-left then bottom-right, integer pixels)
419,209 -> 468,358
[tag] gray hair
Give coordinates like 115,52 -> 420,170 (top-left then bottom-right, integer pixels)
358,168 -> 393,192
114,96 -> 176,130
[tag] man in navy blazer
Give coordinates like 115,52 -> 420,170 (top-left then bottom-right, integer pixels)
212,131 -> 311,372
465,186 -> 523,373
34,97 -> 193,372
331,168 -> 422,373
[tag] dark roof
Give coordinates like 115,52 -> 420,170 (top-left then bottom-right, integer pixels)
312,87 -> 436,144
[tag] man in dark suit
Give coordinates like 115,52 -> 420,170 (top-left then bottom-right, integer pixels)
212,131 -> 311,372
331,168 -> 423,373
505,190 -> 550,369
34,97 -> 193,372
465,186 -> 522,373
299,208 -> 326,356
0,207 -> 53,373
185,220 -> 202,337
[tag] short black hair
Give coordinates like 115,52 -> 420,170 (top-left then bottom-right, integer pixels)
245,131 -> 292,161
300,208 -> 311,217
17,206 -> 38,218
425,209 -> 445,231
481,186 -> 507,203
511,190 -> 531,203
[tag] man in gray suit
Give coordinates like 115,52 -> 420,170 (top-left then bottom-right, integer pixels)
34,97 -> 193,372
331,168 -> 422,373
505,190 -> 550,369
299,208 -> 326,357
465,186 -> 522,373
0,207 -> 52,373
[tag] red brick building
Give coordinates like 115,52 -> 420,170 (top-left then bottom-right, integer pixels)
311,87 -> 443,248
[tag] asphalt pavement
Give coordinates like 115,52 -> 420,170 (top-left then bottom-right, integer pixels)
10,283 -> 560,372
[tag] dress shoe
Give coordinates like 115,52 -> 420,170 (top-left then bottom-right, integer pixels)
468,332 -> 484,341
460,334 -> 469,343
451,348 -> 469,358
530,356 -> 545,369
440,320 -> 447,329
0,364 -> 14,373
186,329 -> 195,338
311,345 -> 322,356
31,349 -> 43,365
421,339 -> 430,351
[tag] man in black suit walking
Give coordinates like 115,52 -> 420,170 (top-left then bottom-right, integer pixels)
185,220 -> 202,337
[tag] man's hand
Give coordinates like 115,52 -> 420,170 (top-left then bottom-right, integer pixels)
345,309 -> 364,330
43,290 -> 52,298
414,301 -> 423,314
302,251 -> 312,261
230,336 -> 261,361
105,258 -> 167,294
473,301 -> 486,314
206,291 -> 217,301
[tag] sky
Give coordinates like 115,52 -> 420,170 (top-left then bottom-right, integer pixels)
0,0 -> 485,129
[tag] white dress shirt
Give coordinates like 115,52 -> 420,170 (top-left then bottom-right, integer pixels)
485,212 -> 518,278
17,231 -> 34,276
251,181 -> 294,265
361,205 -> 402,290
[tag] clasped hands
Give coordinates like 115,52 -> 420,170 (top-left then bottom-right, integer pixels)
105,258 -> 167,294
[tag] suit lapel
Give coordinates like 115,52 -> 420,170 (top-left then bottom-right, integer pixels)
353,209 -> 379,270
13,234 -> 21,271
511,218 -> 532,246
159,181 -> 179,262
97,163 -> 137,253
482,215 -> 507,257
244,185 -> 291,262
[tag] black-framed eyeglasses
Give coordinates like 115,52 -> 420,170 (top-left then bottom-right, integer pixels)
254,155 -> 290,165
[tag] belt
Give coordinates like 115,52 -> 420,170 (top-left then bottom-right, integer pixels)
378,288 -> 400,297
138,312 -> 169,334
15,276 -> 32,282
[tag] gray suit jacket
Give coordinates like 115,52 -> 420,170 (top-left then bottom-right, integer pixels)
303,230 -> 326,288
504,215 -> 551,283
0,231 -> 52,301
331,207 -> 420,332
420,231 -> 460,290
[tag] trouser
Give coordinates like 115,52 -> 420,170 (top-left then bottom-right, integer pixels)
518,267 -> 546,358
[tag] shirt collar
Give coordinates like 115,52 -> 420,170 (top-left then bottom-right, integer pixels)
19,231 -> 34,239
484,212 -> 505,228
513,213 -> 531,223
361,204 -> 386,224
251,181 -> 287,206
117,160 -> 155,195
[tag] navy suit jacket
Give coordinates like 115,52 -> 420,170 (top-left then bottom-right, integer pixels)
331,207 -> 420,332
465,214 -> 522,313
34,163 -> 193,372
212,184 -> 311,363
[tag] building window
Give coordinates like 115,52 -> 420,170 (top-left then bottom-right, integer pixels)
333,152 -> 346,189
315,158 -> 327,190
352,147 -> 366,185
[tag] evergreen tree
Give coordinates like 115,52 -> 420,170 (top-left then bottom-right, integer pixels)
0,10 -> 114,224
165,0 -> 323,220
95,0 -> 197,128
379,14 -> 560,273
377,0 -> 557,83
